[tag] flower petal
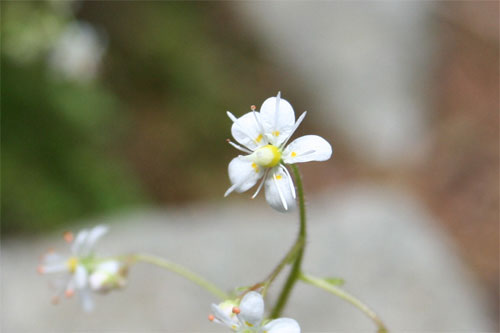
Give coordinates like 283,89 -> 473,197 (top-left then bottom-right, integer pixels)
238,291 -> 264,326
72,229 -> 89,255
263,318 -> 301,333
225,156 -> 264,196
230,111 -> 266,151
79,288 -> 94,312
74,265 -> 88,289
264,169 -> 296,213
84,225 -> 108,252
211,303 -> 239,329
259,94 -> 296,146
95,260 -> 120,274
39,262 -> 68,274
283,135 -> 332,164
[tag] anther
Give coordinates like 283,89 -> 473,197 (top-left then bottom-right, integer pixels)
65,289 -> 75,298
51,296 -> 60,305
208,314 -> 215,321
37,265 -> 44,274
232,306 -> 240,314
63,231 -> 74,243
250,105 -> 256,111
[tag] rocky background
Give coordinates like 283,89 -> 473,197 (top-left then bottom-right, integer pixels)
2,1 -> 498,332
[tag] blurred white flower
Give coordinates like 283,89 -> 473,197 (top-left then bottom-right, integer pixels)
225,92 -> 332,212
38,225 -> 109,311
48,21 -> 106,82
209,291 -> 300,333
89,260 -> 127,293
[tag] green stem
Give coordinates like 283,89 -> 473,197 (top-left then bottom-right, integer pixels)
261,237 -> 304,297
270,164 -> 306,318
300,273 -> 388,333
131,253 -> 229,300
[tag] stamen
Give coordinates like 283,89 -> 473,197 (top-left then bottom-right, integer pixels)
252,109 -> 266,142
299,149 -> 316,157
227,111 -> 263,146
63,231 -> 74,243
280,164 -> 296,199
251,169 -> 269,199
51,296 -> 60,305
250,105 -> 256,111
227,139 -> 252,154
226,111 -> 238,122
274,91 -> 281,131
280,111 -> 307,148
37,265 -> 44,274
232,306 -> 241,314
273,172 -> 288,211
208,314 -> 215,321
65,289 -> 75,298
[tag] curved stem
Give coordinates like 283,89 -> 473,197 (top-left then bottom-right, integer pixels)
270,164 -> 306,318
261,237 -> 304,297
300,272 -> 388,333
130,253 -> 229,300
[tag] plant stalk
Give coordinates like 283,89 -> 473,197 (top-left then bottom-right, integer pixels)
270,164 -> 306,318
131,253 -> 229,300
300,272 -> 388,333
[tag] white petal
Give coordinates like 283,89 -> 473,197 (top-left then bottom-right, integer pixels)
74,265 -> 88,289
259,95 -> 296,146
211,303 -> 239,328
95,260 -> 120,274
225,156 -> 264,196
41,252 -> 64,265
71,229 -> 89,255
79,288 -> 94,312
40,262 -> 68,274
283,135 -> 332,164
84,225 -> 108,252
263,318 -> 301,333
238,291 -> 264,326
264,169 -> 296,213
231,111 -> 266,151
89,271 -> 108,291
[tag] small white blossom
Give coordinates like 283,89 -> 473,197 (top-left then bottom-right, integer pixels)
37,225 -> 109,311
48,22 -> 106,82
89,260 -> 127,293
209,291 -> 300,333
225,92 -> 332,212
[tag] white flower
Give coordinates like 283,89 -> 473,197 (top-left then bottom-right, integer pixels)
48,22 -> 106,82
209,291 -> 300,333
89,260 -> 127,293
225,92 -> 332,212
37,225 -> 109,311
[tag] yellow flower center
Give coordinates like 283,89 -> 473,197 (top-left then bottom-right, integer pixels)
253,145 -> 281,168
66,257 -> 79,273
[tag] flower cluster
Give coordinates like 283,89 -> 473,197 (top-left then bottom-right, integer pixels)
225,92 -> 332,212
209,291 -> 300,333
37,225 -> 127,311
36,93 -> 345,332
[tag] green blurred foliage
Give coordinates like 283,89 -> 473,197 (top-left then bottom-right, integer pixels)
1,57 -> 146,233
1,1 -> 295,234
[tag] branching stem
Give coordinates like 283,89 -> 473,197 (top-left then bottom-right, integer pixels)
270,164 -> 306,318
300,272 -> 388,333
129,253 -> 229,300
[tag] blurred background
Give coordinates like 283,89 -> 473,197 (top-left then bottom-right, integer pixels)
1,1 -> 498,332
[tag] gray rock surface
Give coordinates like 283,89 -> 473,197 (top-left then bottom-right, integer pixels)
2,185 -> 496,332
232,2 -> 436,167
